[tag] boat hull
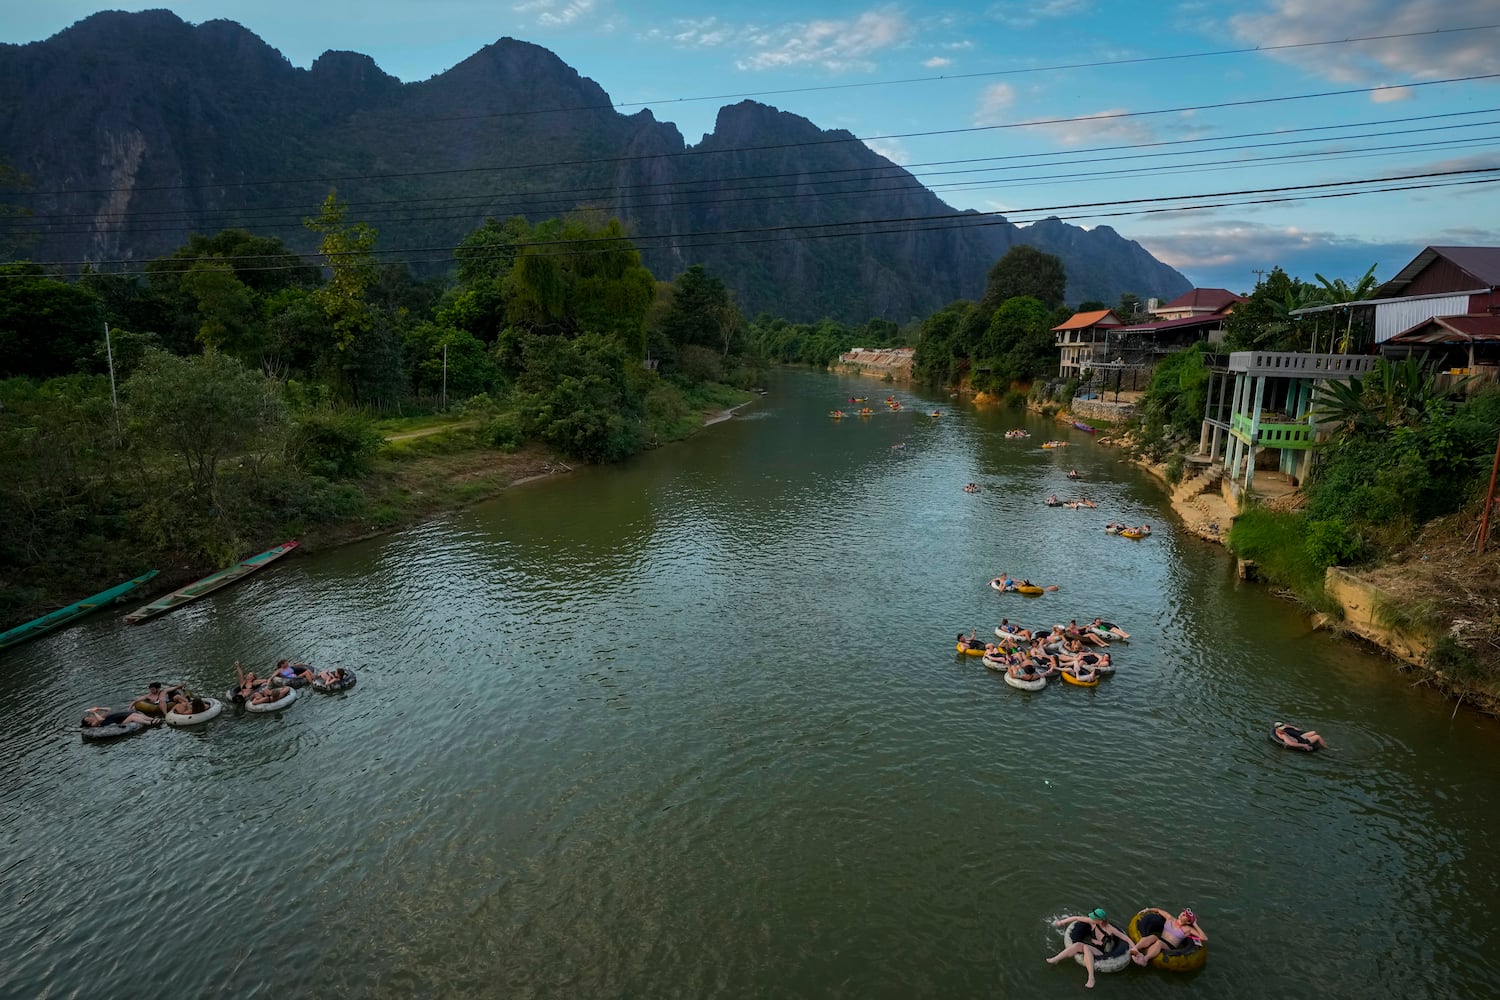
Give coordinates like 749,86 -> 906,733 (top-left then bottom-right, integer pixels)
124,542 -> 299,625
0,571 -> 161,652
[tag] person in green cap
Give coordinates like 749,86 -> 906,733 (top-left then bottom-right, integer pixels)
1046,908 -> 1141,988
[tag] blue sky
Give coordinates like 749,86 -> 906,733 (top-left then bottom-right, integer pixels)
5,1 -> 1499,296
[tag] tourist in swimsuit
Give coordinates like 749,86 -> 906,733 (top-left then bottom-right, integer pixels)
1274,723 -> 1329,749
1090,618 -> 1129,640
957,630 -> 986,652
1131,908 -> 1207,965
81,707 -> 157,728
1047,908 -> 1140,989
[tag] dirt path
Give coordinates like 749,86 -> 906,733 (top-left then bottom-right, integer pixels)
383,422 -> 478,442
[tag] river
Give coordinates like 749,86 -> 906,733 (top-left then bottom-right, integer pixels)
2,368 -> 1497,998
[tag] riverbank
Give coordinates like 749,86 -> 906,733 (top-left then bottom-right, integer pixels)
0,395 -> 757,636
1086,416 -> 1500,718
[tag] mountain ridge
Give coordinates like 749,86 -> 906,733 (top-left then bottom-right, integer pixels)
0,11 -> 1191,322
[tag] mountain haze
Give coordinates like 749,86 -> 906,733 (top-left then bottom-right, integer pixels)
0,11 -> 1191,322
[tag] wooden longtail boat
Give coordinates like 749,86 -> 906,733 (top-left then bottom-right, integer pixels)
0,570 -> 162,652
123,541 -> 299,625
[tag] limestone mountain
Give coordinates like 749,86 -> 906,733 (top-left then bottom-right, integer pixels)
0,11 -> 1191,322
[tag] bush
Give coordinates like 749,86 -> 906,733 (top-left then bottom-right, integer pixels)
1226,507 -> 1332,609
676,345 -> 722,382
1165,453 -> 1185,485
485,412 -> 525,452
1003,389 -> 1027,410
292,411 -> 382,479
1305,518 -> 1361,567
1041,402 -> 1059,418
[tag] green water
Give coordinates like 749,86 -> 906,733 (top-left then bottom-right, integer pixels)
2,368 -> 1497,998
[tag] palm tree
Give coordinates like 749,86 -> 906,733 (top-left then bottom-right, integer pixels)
1312,264 -> 1379,352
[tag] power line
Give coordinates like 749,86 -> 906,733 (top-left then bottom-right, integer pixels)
15,166 -> 1495,278
11,72 -> 1497,200
341,24 -> 1500,125
8,126 -> 1496,243
8,106 -> 1498,232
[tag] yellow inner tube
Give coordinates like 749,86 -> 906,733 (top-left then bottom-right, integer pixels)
956,643 -> 986,656
132,699 -> 162,716
1060,670 -> 1099,687
1126,909 -> 1208,973
1014,585 -> 1044,595
1120,530 -> 1145,539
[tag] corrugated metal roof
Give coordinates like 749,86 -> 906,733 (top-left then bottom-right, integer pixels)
1375,246 -> 1500,298
1156,288 -> 1244,313
1116,314 -> 1229,333
1385,314 -> 1500,344
1050,309 -> 1121,331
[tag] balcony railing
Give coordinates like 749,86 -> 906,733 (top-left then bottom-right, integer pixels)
1230,411 -> 1313,449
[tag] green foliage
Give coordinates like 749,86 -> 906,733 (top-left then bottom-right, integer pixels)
1304,518 -> 1362,567
657,264 -> 743,360
504,216 -> 656,355
1002,389 -> 1028,409
0,262 -> 103,377
911,300 -> 977,385
292,411 -> 382,479
1226,507 -> 1332,607
981,245 -> 1067,312
1165,453 -> 1185,485
513,332 -> 646,462
1221,267 -> 1315,352
124,349 -> 287,502
1140,343 -> 1209,445
484,411 -> 525,451
455,216 -> 529,286
305,191 -> 379,353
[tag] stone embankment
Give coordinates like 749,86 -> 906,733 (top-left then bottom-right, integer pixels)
835,347 -> 913,380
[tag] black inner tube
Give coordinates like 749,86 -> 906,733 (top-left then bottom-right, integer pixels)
1067,921 -> 1129,960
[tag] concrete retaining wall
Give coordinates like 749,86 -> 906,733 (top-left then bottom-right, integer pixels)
1325,567 -> 1433,667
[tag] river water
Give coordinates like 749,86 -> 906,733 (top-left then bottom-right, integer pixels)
3,368 -> 1497,998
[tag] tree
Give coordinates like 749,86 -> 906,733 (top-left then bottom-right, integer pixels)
180,259 -> 262,359
123,349 -> 285,506
455,216 -> 529,286
658,265 -> 743,358
981,245 -> 1067,312
1222,267 -> 1315,352
1115,292 -> 1143,321
0,263 -> 102,377
305,192 -> 378,352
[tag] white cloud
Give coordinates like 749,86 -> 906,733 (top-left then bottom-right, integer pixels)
986,0 -> 1091,29
1022,108 -> 1158,146
512,0 -> 600,29
735,8 -> 913,72
864,137 -> 911,164
1229,1 -> 1500,85
973,83 -> 1017,125
925,56 -> 953,69
1370,84 -> 1414,103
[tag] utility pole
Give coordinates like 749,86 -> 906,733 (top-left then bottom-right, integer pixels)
104,321 -> 121,442
441,343 -> 448,411
1478,430 -> 1500,553
1251,268 -> 1267,287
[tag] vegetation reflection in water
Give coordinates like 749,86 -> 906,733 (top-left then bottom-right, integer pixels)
1,369 -> 1498,998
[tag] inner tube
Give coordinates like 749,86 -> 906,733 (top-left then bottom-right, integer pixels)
80,721 -> 146,741
131,699 -> 163,716
990,579 -> 1017,593
245,687 -> 298,713
1120,530 -> 1145,539
1270,726 -> 1319,751
165,698 -> 223,727
1003,670 -> 1046,691
981,653 -> 1010,671
1127,909 -> 1207,972
1063,921 -> 1132,974
1014,585 -> 1044,596
956,643 -> 986,657
1061,669 -> 1100,688
311,667 -> 357,693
